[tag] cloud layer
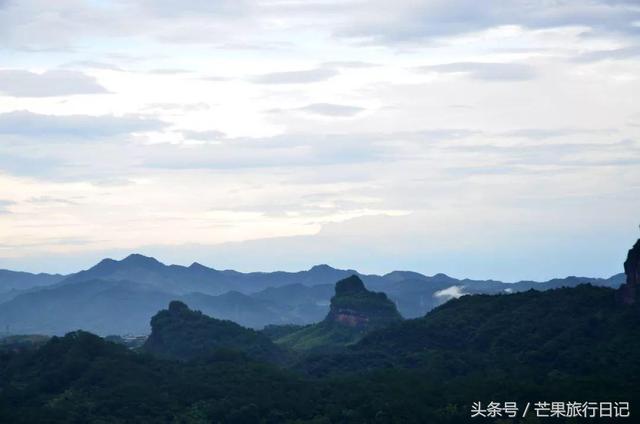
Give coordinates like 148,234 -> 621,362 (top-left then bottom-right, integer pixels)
0,111 -> 166,139
0,70 -> 108,97
422,62 -> 536,81
0,0 -> 638,279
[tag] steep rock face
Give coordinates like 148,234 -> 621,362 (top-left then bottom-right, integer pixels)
325,275 -> 402,329
274,276 -> 402,351
618,239 -> 640,305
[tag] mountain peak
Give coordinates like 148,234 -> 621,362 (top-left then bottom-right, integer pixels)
168,300 -> 189,313
430,273 -> 456,283
335,275 -> 366,296
309,264 -> 336,272
121,254 -> 163,267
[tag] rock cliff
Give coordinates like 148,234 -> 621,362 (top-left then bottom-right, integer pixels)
617,239 -> 640,305
274,275 -> 402,351
325,275 -> 402,328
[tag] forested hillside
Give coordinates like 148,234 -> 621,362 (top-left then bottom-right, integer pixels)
1,281 -> 638,423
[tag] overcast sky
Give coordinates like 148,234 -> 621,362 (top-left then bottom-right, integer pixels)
0,0 -> 639,280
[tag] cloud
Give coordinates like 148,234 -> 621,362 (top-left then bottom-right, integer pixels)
335,0 -> 640,45
251,67 -> 339,84
574,46 -> 640,62
0,237 -> 96,249
0,69 -> 108,97
137,132 -> 396,171
434,285 -> 467,300
181,129 -> 227,141
0,154 -> 64,178
297,103 -> 366,117
0,200 -> 14,214
199,76 -> 232,82
139,0 -> 250,17
421,62 -> 536,81
146,68 -> 193,75
27,196 -> 78,205
321,61 -> 379,69
1,0 -> 638,52
499,128 -> 617,140
61,61 -> 124,71
0,111 -> 167,139
144,102 -> 211,112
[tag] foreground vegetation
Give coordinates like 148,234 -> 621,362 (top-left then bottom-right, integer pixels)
0,284 -> 638,423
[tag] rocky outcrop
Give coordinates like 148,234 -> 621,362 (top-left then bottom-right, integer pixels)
325,275 -> 402,329
273,276 -> 402,351
617,239 -> 640,305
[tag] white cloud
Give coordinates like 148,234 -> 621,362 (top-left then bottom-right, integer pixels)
0,69 -> 108,97
181,129 -> 227,141
421,62 -> 536,81
297,103 -> 365,117
0,111 -> 167,139
251,67 -> 339,84
0,0 -> 638,52
332,0 -> 640,45
575,46 -> 640,63
434,286 -> 467,300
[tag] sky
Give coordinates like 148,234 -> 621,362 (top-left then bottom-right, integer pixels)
0,0 -> 639,281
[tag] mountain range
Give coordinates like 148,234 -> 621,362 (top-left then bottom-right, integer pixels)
0,253 -> 625,335
0,238 -> 638,423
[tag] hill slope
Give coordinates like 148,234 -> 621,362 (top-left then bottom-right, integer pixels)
142,301 -> 285,363
297,284 -> 640,380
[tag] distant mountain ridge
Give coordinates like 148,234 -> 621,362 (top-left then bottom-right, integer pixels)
0,253 -> 625,336
0,269 -> 65,289
2,253 -> 623,297
59,253 -> 365,296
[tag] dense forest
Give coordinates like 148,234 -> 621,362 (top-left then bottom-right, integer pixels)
0,280 -> 639,423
